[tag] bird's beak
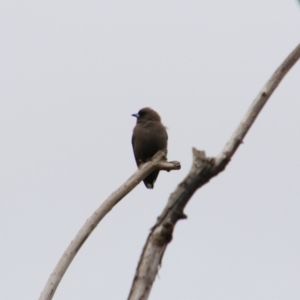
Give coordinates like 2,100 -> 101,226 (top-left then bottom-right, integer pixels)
131,113 -> 140,118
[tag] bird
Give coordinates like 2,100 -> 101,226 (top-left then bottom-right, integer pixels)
131,107 -> 168,189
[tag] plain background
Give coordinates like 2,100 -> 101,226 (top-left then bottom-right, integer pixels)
1,1 -> 300,299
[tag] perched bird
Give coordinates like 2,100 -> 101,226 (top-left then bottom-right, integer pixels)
131,107 -> 168,189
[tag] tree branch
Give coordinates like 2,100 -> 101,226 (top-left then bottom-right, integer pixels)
128,42 -> 300,300
39,150 -> 180,300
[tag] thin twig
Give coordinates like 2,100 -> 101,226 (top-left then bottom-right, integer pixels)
39,150 -> 180,300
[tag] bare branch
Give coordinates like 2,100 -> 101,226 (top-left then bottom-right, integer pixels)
39,150 -> 180,300
216,42 -> 300,165
128,42 -> 300,300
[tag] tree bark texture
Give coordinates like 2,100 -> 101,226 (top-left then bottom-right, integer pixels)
127,42 -> 300,300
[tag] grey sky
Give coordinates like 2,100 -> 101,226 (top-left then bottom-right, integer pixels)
0,1 -> 300,299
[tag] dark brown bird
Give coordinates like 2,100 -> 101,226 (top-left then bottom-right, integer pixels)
131,107 -> 168,189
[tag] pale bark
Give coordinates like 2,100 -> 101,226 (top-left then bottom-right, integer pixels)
39,150 -> 180,300
128,42 -> 300,300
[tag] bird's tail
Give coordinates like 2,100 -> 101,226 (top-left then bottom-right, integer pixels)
143,170 -> 159,189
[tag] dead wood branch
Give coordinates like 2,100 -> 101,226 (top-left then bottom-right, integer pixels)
128,42 -> 300,300
39,150 -> 180,300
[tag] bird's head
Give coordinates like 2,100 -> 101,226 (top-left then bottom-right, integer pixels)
131,107 -> 161,123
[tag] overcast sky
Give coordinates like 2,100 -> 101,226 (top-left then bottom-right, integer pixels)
1,1 -> 300,299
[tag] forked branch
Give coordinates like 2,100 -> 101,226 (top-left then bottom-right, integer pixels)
128,42 -> 300,300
